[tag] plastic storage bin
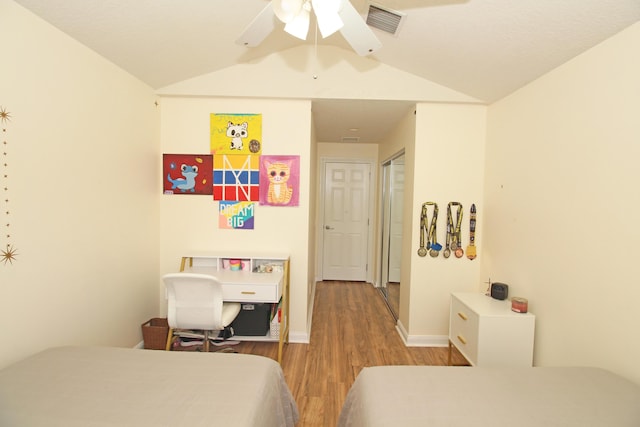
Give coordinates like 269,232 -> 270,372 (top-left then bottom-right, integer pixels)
230,303 -> 271,336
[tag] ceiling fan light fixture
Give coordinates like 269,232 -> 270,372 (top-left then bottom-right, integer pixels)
284,7 -> 311,40
239,0 -> 382,56
273,0 -> 304,24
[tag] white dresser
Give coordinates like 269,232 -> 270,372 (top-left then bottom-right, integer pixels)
449,292 -> 535,367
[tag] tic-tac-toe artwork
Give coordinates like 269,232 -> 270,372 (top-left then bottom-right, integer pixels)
213,154 -> 260,201
210,113 -> 262,155
163,154 -> 213,195
259,155 -> 299,206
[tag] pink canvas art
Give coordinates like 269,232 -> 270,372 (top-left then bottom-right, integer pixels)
259,155 -> 299,206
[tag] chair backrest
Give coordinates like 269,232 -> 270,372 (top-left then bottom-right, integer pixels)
162,273 -> 225,330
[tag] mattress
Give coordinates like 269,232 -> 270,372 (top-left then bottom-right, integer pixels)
0,346 -> 298,427
338,365 -> 640,427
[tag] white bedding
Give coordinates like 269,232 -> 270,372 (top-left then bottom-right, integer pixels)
338,366 -> 640,427
0,346 -> 298,427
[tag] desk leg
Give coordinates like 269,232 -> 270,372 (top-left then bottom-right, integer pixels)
165,328 -> 174,351
277,259 -> 291,364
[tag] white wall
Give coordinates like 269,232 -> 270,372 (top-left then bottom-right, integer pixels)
401,103 -> 487,345
483,22 -> 640,383
0,0 -> 160,368
158,96 -> 313,340
378,109 -> 415,320
306,120 -> 318,330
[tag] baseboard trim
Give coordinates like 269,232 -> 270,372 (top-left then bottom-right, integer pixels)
395,320 -> 449,347
288,332 -> 310,344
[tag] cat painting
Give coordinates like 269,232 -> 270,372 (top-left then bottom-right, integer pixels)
259,155 -> 299,206
266,160 -> 293,204
226,121 -> 248,150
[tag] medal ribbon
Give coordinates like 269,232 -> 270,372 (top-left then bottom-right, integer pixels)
445,206 -> 452,256
427,202 -> 439,251
417,202 -> 438,256
466,204 -> 477,260
418,203 -> 428,256
447,202 -> 462,247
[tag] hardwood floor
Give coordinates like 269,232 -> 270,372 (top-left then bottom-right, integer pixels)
227,281 -> 469,427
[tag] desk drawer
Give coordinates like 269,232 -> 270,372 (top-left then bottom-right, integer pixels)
223,283 -> 280,303
449,297 -> 479,364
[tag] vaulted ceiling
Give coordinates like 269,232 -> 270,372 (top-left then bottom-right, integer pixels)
13,0 -> 640,143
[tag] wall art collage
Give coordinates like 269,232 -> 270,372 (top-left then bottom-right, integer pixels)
163,113 -> 300,230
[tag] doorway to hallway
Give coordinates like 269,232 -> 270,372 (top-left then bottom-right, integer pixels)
320,160 -> 374,281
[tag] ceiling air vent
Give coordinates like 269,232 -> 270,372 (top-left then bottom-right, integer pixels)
366,3 -> 406,36
341,136 -> 360,143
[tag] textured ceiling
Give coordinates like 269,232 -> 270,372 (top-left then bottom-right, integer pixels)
12,0 -> 640,143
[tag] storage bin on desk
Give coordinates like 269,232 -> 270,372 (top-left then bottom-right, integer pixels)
269,299 -> 283,339
270,314 -> 280,339
141,318 -> 169,350
230,303 -> 271,336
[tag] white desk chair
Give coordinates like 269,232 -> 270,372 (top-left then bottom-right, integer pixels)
163,273 -> 241,352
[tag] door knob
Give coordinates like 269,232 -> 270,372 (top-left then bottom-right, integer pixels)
325,225 -> 334,230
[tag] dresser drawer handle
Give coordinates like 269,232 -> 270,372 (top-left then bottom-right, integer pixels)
457,335 -> 467,345
241,291 -> 256,295
457,312 -> 468,321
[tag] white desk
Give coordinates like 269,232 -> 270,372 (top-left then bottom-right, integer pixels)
178,252 -> 290,364
185,266 -> 283,303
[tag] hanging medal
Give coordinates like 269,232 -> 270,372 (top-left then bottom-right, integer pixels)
417,203 -> 428,257
417,202 -> 440,257
450,202 -> 464,258
443,208 -> 452,258
427,202 -> 441,257
466,204 -> 477,260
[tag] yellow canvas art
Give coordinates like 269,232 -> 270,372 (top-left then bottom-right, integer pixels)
210,113 -> 262,155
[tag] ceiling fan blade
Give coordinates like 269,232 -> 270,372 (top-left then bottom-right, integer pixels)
338,1 -> 382,56
284,7 -> 311,40
236,3 -> 277,47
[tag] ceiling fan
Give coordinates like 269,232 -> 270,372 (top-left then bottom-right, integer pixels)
236,0 -> 382,56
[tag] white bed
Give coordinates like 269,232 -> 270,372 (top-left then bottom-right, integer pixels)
338,366 -> 640,427
0,346 -> 298,427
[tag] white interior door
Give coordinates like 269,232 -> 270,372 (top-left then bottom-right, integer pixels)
322,162 -> 370,281
388,159 -> 404,283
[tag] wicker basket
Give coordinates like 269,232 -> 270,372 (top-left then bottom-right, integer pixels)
141,318 -> 169,350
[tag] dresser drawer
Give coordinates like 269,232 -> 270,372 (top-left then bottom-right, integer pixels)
449,297 -> 479,364
223,283 -> 280,302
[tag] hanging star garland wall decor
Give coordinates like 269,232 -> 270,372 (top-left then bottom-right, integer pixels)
1,106 -> 18,265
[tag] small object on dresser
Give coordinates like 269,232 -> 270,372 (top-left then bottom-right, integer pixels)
490,282 -> 509,300
511,297 -> 529,313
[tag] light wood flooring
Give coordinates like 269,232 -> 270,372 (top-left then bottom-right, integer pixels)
217,281 -> 468,427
